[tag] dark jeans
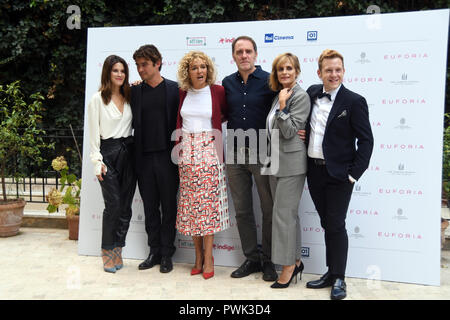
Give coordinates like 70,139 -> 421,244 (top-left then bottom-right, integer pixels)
226,151 -> 274,263
99,136 -> 137,250
307,158 -> 355,278
137,150 -> 179,257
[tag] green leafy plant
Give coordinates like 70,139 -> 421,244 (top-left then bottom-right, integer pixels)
443,113 -> 450,198
46,156 -> 81,216
0,80 -> 53,202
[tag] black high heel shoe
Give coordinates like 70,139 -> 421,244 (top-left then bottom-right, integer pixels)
271,262 -> 303,289
298,261 -> 304,280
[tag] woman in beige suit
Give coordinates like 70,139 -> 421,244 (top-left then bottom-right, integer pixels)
266,53 -> 311,288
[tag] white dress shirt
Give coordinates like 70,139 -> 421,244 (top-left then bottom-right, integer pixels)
180,86 -> 213,133
88,91 -> 133,175
307,85 -> 356,182
307,85 -> 340,159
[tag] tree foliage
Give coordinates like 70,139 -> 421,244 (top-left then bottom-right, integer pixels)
0,0 -> 448,174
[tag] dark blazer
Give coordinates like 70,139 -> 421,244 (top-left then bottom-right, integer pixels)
130,78 -> 180,167
306,84 -> 374,181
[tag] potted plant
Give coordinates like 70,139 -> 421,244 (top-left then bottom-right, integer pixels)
443,113 -> 450,205
46,156 -> 81,240
0,81 -> 52,237
442,113 -> 450,246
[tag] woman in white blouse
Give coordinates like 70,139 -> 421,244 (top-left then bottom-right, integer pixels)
174,51 -> 229,279
88,55 -> 137,273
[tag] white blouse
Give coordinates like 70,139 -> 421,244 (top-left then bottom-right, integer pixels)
180,86 -> 212,133
88,91 -> 132,175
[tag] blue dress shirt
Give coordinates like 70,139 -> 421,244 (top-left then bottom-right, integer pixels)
222,66 -> 275,133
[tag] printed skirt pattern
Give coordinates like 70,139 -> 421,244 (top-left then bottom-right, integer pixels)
176,131 -> 229,236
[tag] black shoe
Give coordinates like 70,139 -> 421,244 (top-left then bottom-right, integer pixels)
306,271 -> 333,289
262,261 -> 278,282
138,253 -> 161,270
330,278 -> 347,300
298,261 -> 304,280
270,264 -> 299,289
230,259 -> 262,278
160,256 -> 173,273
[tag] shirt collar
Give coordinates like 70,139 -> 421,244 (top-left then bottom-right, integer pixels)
322,84 -> 342,101
236,65 -> 264,80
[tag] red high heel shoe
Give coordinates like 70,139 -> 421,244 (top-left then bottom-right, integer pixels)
202,257 -> 214,280
191,256 -> 203,275
191,266 -> 202,275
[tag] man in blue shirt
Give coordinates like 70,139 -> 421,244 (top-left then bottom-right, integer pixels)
222,36 -> 277,281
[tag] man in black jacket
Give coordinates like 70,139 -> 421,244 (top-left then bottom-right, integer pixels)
130,44 -> 179,273
304,49 -> 374,299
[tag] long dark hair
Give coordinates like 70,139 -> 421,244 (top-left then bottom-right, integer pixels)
99,55 -> 131,105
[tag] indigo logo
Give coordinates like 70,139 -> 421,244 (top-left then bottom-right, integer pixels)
307,31 -> 318,41
264,33 -> 274,43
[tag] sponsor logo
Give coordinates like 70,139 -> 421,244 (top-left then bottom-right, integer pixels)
186,37 -> 206,46
349,209 -> 379,216
379,144 -> 425,151
390,73 -> 419,86
384,53 -> 429,60
178,239 -> 195,249
212,243 -> 236,252
301,57 -> 319,63
229,59 -> 268,65
219,37 -> 235,44
342,77 -> 383,83
367,165 -> 381,172
394,118 -> 412,130
393,208 -> 408,221
378,188 -> 423,196
378,231 -> 423,240
301,247 -> 310,257
349,226 -> 365,239
371,121 -> 382,128
382,98 -> 426,105
355,52 -> 371,64
353,184 -> 372,197
307,31 -> 318,41
265,33 -> 294,43
387,163 -> 416,176
302,226 -> 325,233
161,61 -> 177,67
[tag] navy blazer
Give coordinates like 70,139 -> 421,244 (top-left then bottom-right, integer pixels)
130,78 -> 180,166
306,84 -> 374,181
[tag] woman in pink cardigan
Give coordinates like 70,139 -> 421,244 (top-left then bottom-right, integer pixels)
174,51 -> 229,279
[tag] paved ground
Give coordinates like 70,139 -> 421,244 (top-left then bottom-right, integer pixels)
1,227 -> 450,300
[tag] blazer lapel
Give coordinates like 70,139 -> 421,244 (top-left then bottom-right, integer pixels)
163,78 -> 172,126
325,85 -> 346,131
134,84 -> 143,129
270,95 -> 279,130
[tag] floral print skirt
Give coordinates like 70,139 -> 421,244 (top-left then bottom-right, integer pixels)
176,131 -> 229,236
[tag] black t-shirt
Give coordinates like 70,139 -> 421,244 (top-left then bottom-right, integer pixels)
141,80 -> 168,152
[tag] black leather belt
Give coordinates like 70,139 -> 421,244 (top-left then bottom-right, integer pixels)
311,158 -> 326,165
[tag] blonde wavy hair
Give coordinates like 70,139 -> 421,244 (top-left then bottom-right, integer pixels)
177,51 -> 217,91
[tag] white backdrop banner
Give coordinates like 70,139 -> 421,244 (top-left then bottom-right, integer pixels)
79,9 -> 449,286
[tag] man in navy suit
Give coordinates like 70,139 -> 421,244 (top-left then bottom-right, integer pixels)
304,49 -> 373,300
131,45 -> 179,273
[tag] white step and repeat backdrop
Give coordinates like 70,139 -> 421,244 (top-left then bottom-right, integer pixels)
79,9 -> 449,285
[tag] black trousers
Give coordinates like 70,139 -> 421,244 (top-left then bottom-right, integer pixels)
137,150 -> 179,257
307,158 -> 354,278
99,137 -> 137,250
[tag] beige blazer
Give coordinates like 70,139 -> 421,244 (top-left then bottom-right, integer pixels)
266,83 -> 311,177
